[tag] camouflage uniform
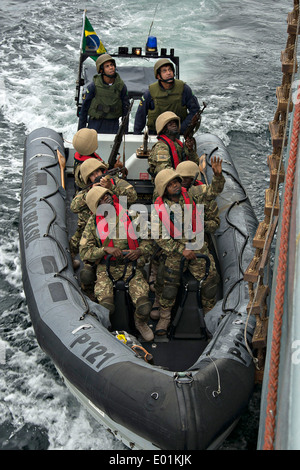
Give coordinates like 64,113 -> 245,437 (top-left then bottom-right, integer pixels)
149,140 -> 226,207
152,193 -> 220,312
79,213 -> 153,319
191,184 -> 221,235
69,177 -> 137,257
175,159 -> 225,236
150,177 -> 223,306
189,173 -> 225,201
148,139 -> 199,178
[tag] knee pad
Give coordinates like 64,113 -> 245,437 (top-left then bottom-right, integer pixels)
202,273 -> 220,300
80,265 -> 96,285
135,296 -> 152,319
99,297 -> 115,314
162,283 -> 178,301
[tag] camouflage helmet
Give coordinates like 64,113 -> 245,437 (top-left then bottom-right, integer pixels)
80,158 -> 108,184
96,53 -> 116,73
176,161 -> 200,179
155,111 -> 180,135
154,58 -> 175,78
72,128 -> 98,155
86,186 -> 112,214
154,168 -> 182,197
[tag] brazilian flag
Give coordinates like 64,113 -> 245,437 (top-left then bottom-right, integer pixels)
82,16 -> 107,61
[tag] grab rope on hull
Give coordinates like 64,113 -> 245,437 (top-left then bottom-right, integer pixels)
39,141 -> 91,319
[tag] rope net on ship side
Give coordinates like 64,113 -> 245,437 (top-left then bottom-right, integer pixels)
243,0 -> 300,450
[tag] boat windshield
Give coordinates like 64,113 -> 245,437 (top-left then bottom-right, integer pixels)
83,62 -> 155,99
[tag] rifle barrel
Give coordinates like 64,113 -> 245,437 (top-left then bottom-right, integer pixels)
108,99 -> 134,169
84,167 -> 125,189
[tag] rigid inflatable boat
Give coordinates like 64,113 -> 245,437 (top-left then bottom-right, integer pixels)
19,124 -> 258,450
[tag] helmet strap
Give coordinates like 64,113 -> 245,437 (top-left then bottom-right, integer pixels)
158,77 -> 174,84
101,70 -> 117,79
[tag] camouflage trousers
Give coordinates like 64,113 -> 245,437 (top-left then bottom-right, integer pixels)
69,212 -> 90,256
155,251 -> 219,311
94,263 -> 150,320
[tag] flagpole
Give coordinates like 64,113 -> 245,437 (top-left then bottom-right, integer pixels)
75,9 -> 87,122
79,9 -> 86,54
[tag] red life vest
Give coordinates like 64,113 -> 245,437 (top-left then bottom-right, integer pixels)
96,195 -> 139,259
157,134 -> 185,168
74,151 -> 104,163
154,187 -> 203,239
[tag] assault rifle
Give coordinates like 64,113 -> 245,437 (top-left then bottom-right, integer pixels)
184,101 -> 207,140
108,99 -> 134,169
84,166 -> 125,190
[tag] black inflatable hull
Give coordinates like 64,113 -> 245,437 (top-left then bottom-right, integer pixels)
19,128 -> 257,450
